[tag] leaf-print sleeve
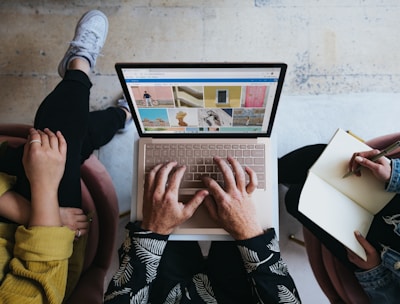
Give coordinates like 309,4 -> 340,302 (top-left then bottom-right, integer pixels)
236,229 -> 301,304
104,221 -> 169,303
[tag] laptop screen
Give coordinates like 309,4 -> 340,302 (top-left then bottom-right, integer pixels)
115,63 -> 287,138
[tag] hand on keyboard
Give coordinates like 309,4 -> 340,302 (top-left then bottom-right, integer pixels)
202,156 -> 264,240
145,143 -> 267,190
140,161 -> 209,235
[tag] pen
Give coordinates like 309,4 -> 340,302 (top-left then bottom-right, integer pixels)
343,140 -> 400,178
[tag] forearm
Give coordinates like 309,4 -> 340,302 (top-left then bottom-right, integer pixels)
29,185 -> 61,227
236,229 -> 301,303
0,223 -> 18,283
0,191 -> 30,225
104,221 -> 169,303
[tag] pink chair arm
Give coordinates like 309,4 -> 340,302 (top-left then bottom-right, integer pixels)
303,227 -> 370,303
65,155 -> 119,304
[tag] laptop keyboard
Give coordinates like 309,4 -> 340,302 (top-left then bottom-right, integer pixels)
144,143 -> 266,189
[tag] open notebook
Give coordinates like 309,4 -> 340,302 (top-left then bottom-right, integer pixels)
115,62 -> 287,240
299,129 -> 396,260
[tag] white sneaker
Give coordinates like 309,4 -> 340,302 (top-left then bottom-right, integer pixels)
58,10 -> 108,78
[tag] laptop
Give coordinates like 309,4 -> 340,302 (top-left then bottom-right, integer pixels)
115,62 -> 287,240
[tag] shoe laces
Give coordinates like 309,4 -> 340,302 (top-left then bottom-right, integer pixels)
70,29 -> 102,56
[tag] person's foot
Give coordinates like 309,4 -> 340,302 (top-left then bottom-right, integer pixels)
58,10 -> 108,78
117,98 -> 133,132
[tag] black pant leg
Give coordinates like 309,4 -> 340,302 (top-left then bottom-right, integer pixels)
81,107 -> 126,161
33,70 -> 92,207
278,144 -> 326,184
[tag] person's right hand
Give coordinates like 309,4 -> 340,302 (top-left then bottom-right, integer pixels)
348,149 -> 391,182
202,156 -> 264,240
141,161 -> 208,235
347,231 -> 381,270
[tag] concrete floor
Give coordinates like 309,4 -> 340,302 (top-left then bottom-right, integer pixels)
2,2 -> 400,303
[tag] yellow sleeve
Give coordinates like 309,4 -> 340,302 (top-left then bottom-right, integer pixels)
0,172 -> 16,197
0,226 -> 75,304
0,223 -> 17,283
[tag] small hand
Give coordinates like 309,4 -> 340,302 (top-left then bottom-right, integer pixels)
348,150 -> 391,182
60,207 -> 90,236
347,231 -> 381,270
141,162 -> 208,235
23,128 -> 67,192
202,156 -> 263,240
22,128 -> 67,227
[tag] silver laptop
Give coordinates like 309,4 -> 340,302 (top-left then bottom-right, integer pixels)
115,63 -> 287,240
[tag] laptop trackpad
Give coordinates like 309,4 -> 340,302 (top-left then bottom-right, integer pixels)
179,194 -> 220,229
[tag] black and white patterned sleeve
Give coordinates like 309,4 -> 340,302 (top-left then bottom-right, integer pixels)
104,221 -> 169,303
236,229 -> 301,304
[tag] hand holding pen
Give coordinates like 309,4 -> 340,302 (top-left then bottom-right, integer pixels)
343,141 -> 400,180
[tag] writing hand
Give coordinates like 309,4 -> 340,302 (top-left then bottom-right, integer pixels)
347,231 -> 381,270
141,161 -> 208,235
348,149 -> 391,182
202,156 -> 263,240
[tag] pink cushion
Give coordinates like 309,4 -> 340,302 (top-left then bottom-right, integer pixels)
80,154 -> 119,270
304,227 -> 370,303
303,227 -> 342,303
80,180 -> 99,272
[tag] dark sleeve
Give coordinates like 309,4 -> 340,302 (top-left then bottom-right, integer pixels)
236,229 -> 301,304
104,221 -> 169,303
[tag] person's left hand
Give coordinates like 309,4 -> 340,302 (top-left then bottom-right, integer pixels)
60,207 -> 90,237
23,128 -> 67,193
347,230 -> 381,270
141,161 -> 208,235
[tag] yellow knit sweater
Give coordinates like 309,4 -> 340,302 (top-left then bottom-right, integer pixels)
0,225 -> 75,304
0,173 -> 75,303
